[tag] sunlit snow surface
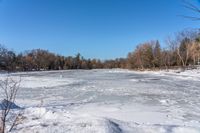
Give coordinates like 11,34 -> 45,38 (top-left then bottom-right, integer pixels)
0,69 -> 200,133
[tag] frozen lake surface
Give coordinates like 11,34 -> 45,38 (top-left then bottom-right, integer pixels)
0,69 -> 200,133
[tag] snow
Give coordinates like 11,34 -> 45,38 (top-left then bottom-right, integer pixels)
0,99 -> 21,109
0,69 -> 200,133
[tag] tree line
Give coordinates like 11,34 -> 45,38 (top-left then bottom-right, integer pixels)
127,29 -> 200,70
1,29 -> 200,72
0,47 -> 125,71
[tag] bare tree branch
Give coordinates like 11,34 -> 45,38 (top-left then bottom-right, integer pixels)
181,0 -> 200,20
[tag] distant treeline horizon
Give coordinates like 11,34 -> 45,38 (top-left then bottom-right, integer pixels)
1,29 -> 200,72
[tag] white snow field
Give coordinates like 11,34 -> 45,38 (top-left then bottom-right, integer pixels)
0,69 -> 200,133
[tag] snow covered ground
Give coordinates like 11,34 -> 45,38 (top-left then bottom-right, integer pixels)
0,69 -> 200,133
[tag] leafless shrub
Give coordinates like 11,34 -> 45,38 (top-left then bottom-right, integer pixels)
0,76 -> 21,133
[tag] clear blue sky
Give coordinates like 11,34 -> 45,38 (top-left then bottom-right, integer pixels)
0,0 -> 200,59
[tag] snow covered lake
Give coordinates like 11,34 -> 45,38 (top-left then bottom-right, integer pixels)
0,69 -> 200,133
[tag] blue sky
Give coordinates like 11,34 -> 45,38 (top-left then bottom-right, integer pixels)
0,0 -> 200,59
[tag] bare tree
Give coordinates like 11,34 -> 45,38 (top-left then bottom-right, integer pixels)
165,30 -> 198,68
177,37 -> 191,67
0,76 -> 21,133
161,49 -> 171,70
